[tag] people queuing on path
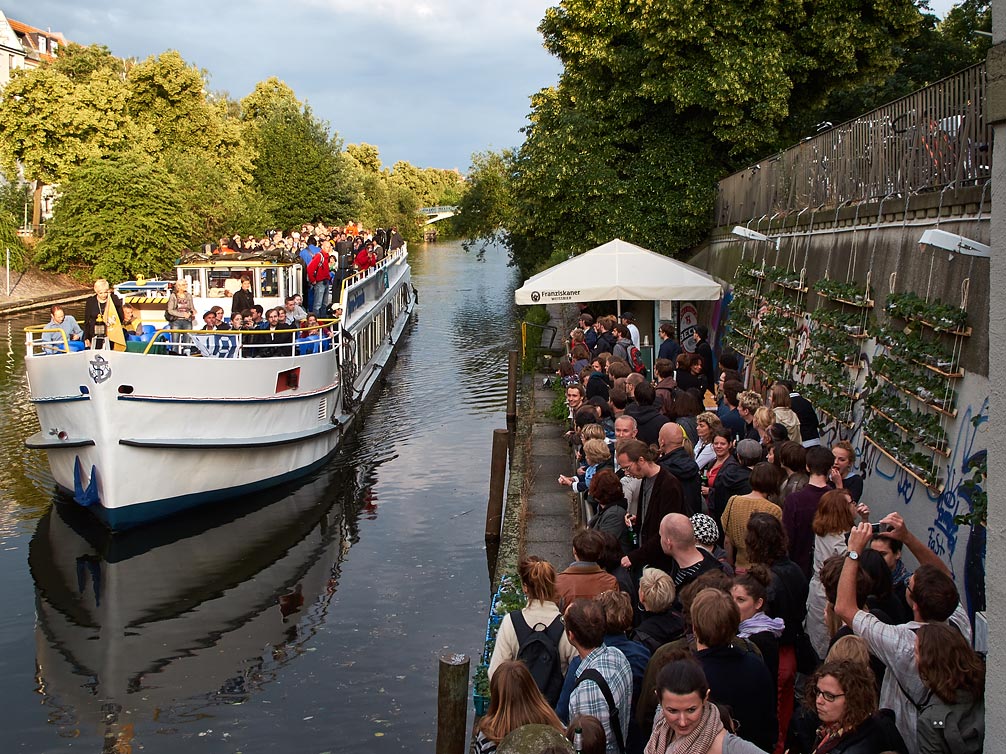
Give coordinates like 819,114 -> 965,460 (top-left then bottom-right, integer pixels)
488,311 -> 985,754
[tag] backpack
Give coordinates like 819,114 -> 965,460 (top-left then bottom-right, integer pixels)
627,345 -> 647,376
511,611 -> 565,706
573,668 -> 625,754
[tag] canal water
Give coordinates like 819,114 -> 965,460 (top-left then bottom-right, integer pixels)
0,240 -> 520,752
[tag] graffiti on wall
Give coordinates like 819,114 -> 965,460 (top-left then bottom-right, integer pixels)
821,395 -> 988,616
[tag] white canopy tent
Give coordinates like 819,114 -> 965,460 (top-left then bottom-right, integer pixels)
513,238 -> 722,305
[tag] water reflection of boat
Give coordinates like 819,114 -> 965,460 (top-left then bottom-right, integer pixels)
29,457 -> 370,742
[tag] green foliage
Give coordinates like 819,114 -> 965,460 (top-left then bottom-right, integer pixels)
813,278 -> 873,305
521,304 -> 551,373
954,445 -> 986,528
454,149 -> 515,254
351,167 -> 422,243
0,44 -> 444,278
0,44 -> 131,185
345,142 -> 382,174
475,0 -> 922,274
0,210 -> 27,271
0,173 -> 29,226
885,291 -> 968,332
243,101 -> 357,228
36,153 -> 191,281
798,2 -> 990,131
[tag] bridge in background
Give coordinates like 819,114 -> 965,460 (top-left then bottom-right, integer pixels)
418,206 -> 458,225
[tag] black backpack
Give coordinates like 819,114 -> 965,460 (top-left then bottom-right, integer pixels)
511,611 -> 565,706
573,668 -> 625,754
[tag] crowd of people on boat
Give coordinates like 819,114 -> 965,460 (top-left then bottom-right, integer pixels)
38,221 -> 400,356
202,221 -> 404,318
475,306 -> 984,754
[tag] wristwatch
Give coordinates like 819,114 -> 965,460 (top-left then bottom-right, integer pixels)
847,551 -> 860,561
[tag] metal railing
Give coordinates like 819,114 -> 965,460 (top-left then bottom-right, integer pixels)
715,63 -> 990,226
25,321 -> 342,359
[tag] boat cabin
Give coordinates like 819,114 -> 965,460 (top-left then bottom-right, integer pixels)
115,258 -> 304,328
178,259 -> 303,321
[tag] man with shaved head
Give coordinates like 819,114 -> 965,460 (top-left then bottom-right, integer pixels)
657,422 -> 701,516
613,415 -> 641,511
658,513 -> 723,589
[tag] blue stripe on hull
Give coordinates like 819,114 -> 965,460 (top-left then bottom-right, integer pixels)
69,450 -> 337,530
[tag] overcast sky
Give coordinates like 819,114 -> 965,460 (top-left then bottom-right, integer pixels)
6,0 -> 962,173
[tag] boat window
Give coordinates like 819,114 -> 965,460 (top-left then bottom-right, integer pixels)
259,268 -> 280,298
208,268 -> 249,298
179,268 -> 205,297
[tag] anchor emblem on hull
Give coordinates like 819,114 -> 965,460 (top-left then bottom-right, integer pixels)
88,355 -> 112,384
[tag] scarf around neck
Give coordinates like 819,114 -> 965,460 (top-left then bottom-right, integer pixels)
645,700 -> 723,754
738,611 -> 785,638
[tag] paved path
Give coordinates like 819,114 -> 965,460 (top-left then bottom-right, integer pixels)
521,305 -> 578,570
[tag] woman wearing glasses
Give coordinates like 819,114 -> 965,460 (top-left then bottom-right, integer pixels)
805,660 -> 907,754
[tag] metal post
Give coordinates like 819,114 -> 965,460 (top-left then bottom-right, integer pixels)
485,428 -> 509,543
5,248 -> 9,296
435,652 -> 469,754
506,349 -> 518,423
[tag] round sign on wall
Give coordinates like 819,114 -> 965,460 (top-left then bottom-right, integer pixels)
679,303 -> 699,353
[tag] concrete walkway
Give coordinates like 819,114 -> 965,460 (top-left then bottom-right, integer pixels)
520,305 -> 578,570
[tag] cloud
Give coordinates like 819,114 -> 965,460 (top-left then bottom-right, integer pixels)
5,0 -> 560,168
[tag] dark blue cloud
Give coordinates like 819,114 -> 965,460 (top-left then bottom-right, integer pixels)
5,0 -> 562,170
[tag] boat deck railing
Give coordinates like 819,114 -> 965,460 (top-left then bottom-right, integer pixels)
338,244 -> 408,302
25,320 -> 343,360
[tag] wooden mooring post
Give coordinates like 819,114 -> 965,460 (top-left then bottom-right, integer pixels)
435,652 -> 470,754
485,428 -> 509,544
506,349 -> 518,424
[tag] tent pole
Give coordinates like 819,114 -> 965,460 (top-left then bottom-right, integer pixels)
617,300 -> 621,317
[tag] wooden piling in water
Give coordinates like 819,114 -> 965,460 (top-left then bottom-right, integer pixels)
506,350 -> 518,424
485,428 -> 509,543
436,652 -> 470,754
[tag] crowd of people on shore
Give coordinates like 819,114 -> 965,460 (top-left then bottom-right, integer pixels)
475,306 -> 984,754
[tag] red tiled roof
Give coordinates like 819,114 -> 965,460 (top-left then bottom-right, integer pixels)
7,18 -> 68,43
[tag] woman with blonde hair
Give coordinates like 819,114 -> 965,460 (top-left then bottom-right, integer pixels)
693,412 -> 722,469
769,383 -> 801,443
488,557 -> 577,704
824,634 -> 870,667
805,490 -> 869,658
560,438 -> 614,494
476,660 -> 566,753
631,568 -> 684,653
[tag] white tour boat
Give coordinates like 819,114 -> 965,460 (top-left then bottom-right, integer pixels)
24,245 -> 415,530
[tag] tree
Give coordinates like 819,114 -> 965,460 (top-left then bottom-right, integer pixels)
490,0 -> 924,274
797,1 -> 992,133
240,77 -> 300,122
345,143 -> 382,174
244,100 -> 358,228
37,152 -> 191,281
0,44 -> 131,230
453,150 -> 514,254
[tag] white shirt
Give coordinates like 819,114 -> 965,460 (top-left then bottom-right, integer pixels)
626,323 -> 640,349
